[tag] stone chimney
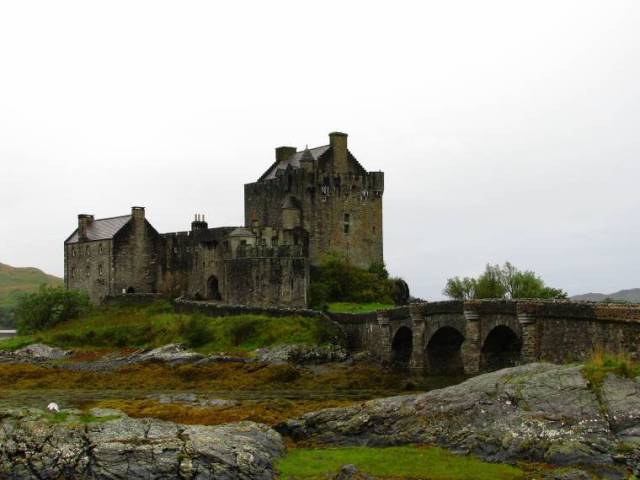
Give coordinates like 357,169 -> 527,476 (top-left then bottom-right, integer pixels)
329,132 -> 348,173
275,146 -> 296,163
131,206 -> 145,230
191,213 -> 208,231
77,214 -> 94,241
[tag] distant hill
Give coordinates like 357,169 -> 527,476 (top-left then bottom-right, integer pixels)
571,288 -> 640,303
0,262 -> 63,310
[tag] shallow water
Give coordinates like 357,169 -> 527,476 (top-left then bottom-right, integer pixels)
0,375 -> 465,411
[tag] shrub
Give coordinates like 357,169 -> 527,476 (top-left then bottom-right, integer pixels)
181,315 -> 215,348
15,286 -> 91,334
309,254 -> 399,309
229,318 -> 258,346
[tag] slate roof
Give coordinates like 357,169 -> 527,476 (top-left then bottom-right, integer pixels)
66,215 -> 131,244
260,145 -> 330,180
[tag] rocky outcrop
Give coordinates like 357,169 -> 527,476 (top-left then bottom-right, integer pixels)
253,344 -> 348,364
0,408 -> 284,479
0,343 -> 72,363
278,363 -> 640,476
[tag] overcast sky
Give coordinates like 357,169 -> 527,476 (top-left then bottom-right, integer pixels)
1,1 -> 638,299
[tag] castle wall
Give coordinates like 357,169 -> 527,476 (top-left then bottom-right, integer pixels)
64,239 -> 113,303
223,255 -> 309,308
111,218 -> 163,295
244,165 -> 383,269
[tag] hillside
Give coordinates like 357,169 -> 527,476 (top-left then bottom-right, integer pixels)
571,288 -> 640,303
0,263 -> 63,327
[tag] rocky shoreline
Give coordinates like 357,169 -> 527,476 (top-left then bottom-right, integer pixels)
0,408 -> 283,479
278,363 -> 640,478
1,344 -> 639,478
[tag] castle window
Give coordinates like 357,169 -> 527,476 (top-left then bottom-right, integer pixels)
98,264 -> 103,276
99,244 -> 103,255
85,246 -> 90,256
85,265 -> 90,278
71,267 -> 76,279
343,213 -> 351,234
72,248 -> 76,257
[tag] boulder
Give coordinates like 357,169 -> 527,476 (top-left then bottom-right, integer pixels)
133,343 -> 204,364
13,343 -> 72,360
253,344 -> 348,365
0,408 -> 284,479
277,363 -> 638,475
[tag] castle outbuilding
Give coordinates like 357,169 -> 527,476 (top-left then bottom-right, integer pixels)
64,132 -> 384,307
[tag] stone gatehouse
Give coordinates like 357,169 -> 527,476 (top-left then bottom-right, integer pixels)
64,132 -> 384,307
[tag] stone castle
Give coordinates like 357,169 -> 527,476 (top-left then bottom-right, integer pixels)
64,132 -> 384,307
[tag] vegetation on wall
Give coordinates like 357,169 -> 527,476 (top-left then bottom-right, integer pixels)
443,262 -> 567,300
309,254 -> 406,310
15,286 -> 92,334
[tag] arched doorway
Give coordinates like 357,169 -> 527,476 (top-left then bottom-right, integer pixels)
126,286 -> 135,294
207,275 -> 221,301
425,327 -> 465,375
481,326 -> 522,371
391,326 -> 413,366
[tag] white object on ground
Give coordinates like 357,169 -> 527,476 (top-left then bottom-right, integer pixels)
47,402 -> 60,413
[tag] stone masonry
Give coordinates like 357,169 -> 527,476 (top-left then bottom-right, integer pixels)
64,132 -> 384,307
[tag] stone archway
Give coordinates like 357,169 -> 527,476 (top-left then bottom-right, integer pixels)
126,286 -> 135,294
425,326 -> 465,375
481,325 -> 522,371
391,326 -> 413,366
207,275 -> 222,301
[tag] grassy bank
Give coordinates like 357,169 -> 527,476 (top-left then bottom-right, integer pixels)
583,351 -> 640,387
327,302 -> 394,313
0,301 -> 342,354
276,446 -> 525,480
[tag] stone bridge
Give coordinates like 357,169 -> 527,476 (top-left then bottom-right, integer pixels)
331,300 -> 640,374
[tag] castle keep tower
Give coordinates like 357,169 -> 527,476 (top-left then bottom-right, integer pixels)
244,132 -> 384,268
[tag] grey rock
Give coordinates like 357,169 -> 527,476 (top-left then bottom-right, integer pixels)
0,408 -> 284,479
253,344 -> 348,365
277,363 -> 637,473
147,392 -> 240,408
13,343 -> 72,360
133,343 -> 205,364
334,464 -> 377,480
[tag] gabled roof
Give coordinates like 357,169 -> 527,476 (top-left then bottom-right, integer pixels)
260,145 -> 331,181
65,215 -> 131,244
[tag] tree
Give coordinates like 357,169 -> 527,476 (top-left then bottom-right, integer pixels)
443,262 -> 567,300
15,285 -> 91,334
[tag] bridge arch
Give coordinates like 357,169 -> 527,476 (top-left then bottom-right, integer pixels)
390,326 -> 413,366
425,326 -> 465,375
481,325 -> 522,371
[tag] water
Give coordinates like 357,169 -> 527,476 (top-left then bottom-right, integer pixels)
0,330 -> 16,340
0,375 -> 466,411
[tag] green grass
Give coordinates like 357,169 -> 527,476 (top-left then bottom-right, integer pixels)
583,351 -> 640,388
0,301 -> 343,353
276,446 -> 525,480
327,302 -> 394,314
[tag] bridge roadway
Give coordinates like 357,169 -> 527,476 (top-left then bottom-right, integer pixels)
330,300 -> 640,374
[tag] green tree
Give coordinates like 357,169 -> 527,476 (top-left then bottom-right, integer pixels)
443,262 -> 567,300
15,285 -> 91,334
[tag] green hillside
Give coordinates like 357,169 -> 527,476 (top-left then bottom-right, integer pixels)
0,263 -> 63,327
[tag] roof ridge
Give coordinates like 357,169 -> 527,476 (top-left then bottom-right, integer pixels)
92,214 -> 132,222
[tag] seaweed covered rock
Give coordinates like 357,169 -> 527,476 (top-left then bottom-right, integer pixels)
0,408 -> 284,479
278,363 -> 640,476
